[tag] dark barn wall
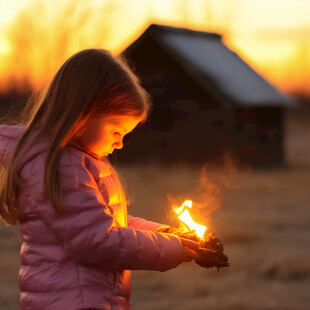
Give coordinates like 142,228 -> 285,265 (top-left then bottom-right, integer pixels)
115,37 -> 235,165
115,37 -> 285,166
233,106 -> 284,166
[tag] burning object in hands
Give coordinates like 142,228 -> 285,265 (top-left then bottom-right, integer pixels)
157,200 -> 229,270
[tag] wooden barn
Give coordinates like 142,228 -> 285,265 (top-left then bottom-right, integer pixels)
114,24 -> 294,166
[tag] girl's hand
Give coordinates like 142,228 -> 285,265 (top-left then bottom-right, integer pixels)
179,237 -> 200,251
180,237 -> 230,268
179,237 -> 202,262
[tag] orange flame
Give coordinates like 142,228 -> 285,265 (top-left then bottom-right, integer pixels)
174,200 -> 207,238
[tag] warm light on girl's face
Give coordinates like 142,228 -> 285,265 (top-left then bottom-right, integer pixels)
78,115 -> 144,157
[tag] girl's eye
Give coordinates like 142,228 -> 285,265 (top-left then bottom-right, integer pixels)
113,131 -> 121,136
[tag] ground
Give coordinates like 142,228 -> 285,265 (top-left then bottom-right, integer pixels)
0,107 -> 309,310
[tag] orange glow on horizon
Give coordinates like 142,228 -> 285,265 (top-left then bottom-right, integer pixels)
0,0 -> 309,96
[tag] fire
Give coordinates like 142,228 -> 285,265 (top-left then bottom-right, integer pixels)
174,200 -> 207,238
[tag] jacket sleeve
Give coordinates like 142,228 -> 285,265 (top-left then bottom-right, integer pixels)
127,215 -> 169,232
36,160 -> 183,272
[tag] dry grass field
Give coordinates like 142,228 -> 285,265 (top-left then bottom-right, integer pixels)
1,107 -> 310,310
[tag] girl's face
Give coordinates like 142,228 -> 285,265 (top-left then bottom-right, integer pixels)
77,115 -> 143,157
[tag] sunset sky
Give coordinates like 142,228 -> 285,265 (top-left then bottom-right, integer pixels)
0,0 -> 309,96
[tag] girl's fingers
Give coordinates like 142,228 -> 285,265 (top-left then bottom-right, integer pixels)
179,237 -> 203,262
181,247 -> 201,262
179,237 -> 200,251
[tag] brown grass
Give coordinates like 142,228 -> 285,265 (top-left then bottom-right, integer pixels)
1,107 -> 310,310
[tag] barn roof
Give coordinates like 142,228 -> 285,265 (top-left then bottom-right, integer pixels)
122,24 -> 294,108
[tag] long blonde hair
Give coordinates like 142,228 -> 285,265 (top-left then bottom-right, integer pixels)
0,49 -> 151,225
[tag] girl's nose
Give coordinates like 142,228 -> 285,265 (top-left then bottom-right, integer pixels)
113,139 -> 123,150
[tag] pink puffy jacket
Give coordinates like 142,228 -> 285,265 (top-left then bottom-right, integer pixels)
0,125 -> 183,310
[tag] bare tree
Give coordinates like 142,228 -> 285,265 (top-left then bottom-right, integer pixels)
3,0 -> 117,93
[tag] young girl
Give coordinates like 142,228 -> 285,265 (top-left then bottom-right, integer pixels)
0,49 -> 201,310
